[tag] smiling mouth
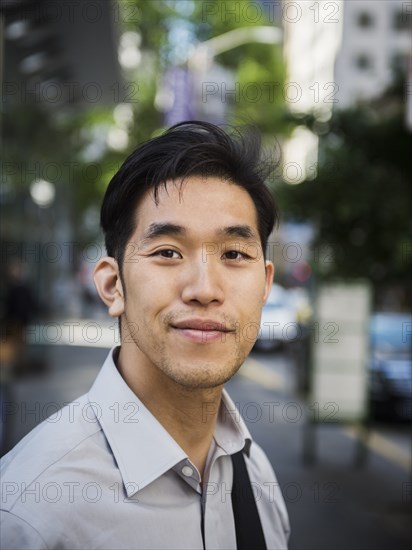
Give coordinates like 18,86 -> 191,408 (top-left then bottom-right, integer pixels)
170,319 -> 235,344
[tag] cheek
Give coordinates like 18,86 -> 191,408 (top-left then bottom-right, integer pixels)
124,267 -> 177,315
239,267 -> 266,302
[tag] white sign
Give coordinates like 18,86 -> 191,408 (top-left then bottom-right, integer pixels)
309,281 -> 372,421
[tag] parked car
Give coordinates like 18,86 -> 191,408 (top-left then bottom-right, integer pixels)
254,284 -> 308,350
369,313 -> 412,420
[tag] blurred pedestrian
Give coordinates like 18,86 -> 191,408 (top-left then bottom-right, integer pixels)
2,260 -> 37,377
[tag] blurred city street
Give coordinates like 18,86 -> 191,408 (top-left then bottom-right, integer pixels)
2,1 -> 411,548
2,332 -> 411,550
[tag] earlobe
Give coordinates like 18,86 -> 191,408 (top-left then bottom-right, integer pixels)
93,257 -> 125,317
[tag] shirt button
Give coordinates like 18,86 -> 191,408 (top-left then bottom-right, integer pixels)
182,465 -> 194,477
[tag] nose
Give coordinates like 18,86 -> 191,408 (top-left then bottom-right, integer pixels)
180,256 -> 225,306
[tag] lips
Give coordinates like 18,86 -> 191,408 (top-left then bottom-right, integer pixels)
171,319 -> 232,332
170,318 -> 235,343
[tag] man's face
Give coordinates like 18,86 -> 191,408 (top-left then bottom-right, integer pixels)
119,176 -> 274,389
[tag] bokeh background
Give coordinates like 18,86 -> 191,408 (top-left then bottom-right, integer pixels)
1,1 -> 411,549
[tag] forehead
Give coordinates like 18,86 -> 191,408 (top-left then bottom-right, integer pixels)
133,176 -> 259,236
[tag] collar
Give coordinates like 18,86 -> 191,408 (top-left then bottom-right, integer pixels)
88,347 -> 252,496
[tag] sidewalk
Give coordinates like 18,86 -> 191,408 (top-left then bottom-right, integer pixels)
226,368 -> 412,550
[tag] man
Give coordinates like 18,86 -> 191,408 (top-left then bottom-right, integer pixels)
1,121 -> 290,549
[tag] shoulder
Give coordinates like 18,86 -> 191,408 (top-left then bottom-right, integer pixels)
0,394 -> 115,548
0,393 -> 103,512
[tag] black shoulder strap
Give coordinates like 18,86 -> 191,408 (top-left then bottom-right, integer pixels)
231,450 -> 267,550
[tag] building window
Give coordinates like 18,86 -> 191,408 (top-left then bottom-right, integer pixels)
357,12 -> 374,28
355,54 -> 373,70
393,10 -> 412,30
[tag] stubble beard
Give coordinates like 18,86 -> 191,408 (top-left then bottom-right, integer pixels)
155,341 -> 247,389
139,332 -> 248,389
123,312 -> 252,390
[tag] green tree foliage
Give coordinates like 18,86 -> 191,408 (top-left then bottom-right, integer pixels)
4,0 -> 289,248
191,0 -> 287,134
278,86 -> 412,286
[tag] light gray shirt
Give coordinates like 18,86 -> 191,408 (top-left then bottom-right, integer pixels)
1,348 -> 290,549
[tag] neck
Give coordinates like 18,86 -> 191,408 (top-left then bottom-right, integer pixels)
117,344 -> 223,479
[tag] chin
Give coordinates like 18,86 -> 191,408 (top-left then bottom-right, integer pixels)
163,360 -> 242,390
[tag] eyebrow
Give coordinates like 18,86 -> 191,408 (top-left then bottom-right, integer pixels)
141,223 -> 186,243
140,222 -> 259,245
216,225 -> 258,241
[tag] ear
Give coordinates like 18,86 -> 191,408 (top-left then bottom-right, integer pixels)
263,261 -> 275,303
93,257 -> 125,317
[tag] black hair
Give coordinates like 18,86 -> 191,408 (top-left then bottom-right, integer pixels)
101,120 -> 278,272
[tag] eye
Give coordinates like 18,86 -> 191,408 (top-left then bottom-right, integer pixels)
152,249 -> 182,259
222,250 -> 249,261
